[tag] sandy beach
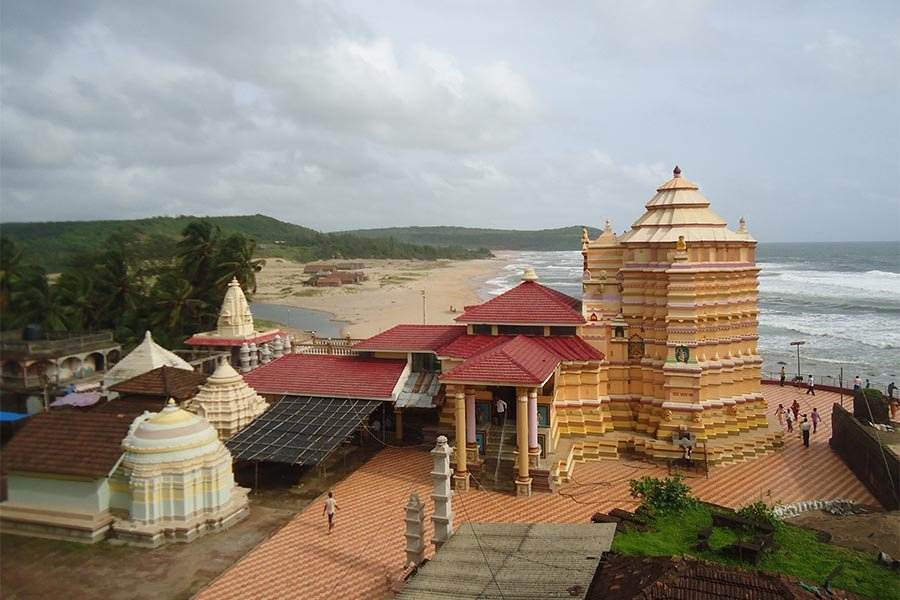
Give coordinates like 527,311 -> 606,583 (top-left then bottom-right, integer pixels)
253,253 -> 515,339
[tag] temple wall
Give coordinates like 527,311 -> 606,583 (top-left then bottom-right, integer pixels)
6,475 -> 110,513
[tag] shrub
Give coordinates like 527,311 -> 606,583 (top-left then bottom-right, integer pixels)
629,474 -> 697,515
854,388 -> 890,424
736,500 -> 781,529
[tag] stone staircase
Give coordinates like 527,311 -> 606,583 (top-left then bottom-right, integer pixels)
476,418 -> 517,493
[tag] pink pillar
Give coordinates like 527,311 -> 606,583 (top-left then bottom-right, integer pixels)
465,389 -> 476,446
528,388 -> 539,450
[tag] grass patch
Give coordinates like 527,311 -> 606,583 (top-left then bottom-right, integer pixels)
292,289 -> 323,297
610,504 -> 899,600
254,318 -> 285,330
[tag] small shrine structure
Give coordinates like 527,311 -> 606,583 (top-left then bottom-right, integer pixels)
186,359 -> 268,440
103,331 -> 193,391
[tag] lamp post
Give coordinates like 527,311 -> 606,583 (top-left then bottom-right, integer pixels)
790,341 -> 805,386
421,289 -> 427,324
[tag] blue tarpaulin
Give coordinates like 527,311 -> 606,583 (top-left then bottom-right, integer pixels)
0,412 -> 30,422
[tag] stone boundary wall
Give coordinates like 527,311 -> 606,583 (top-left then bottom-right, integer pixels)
773,499 -> 859,519
830,403 -> 899,511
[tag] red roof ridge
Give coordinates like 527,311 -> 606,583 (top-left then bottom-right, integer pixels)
454,280 -> 584,325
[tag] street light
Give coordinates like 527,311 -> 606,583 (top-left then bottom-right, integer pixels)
790,341 -> 805,385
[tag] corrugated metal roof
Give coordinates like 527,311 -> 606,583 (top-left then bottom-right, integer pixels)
395,372 -> 441,408
400,522 -> 615,599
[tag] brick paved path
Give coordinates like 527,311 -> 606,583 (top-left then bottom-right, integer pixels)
195,386 -> 875,600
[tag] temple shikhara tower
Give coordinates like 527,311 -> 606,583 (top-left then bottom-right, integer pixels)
580,166 -> 776,460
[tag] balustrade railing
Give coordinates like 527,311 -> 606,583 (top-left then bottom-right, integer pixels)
293,337 -> 363,356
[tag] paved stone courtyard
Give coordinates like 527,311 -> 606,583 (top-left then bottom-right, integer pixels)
195,385 -> 877,600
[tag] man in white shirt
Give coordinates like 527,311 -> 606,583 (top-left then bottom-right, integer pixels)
494,397 -> 507,426
806,375 -> 815,396
323,491 -> 338,533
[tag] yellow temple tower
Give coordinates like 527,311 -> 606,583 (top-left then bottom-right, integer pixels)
581,166 -> 780,462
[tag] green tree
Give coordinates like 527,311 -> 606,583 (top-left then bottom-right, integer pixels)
55,271 -> 99,332
150,273 -> 208,344
0,236 -> 24,317
10,269 -> 67,331
215,233 -> 266,294
177,220 -> 221,290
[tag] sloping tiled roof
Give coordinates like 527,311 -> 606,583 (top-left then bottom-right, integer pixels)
439,334 -> 603,362
93,394 -> 171,415
437,334 -> 511,359
108,365 -> 207,400
585,555 -> 869,600
1,411 -> 135,478
243,354 -> 406,400
531,335 -> 605,362
454,281 -> 585,325
353,325 -> 467,353
440,335 -> 562,385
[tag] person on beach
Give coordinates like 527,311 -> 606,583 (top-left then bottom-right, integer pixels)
323,491 -> 338,533
854,375 -> 862,392
775,404 -> 786,429
791,399 -> 801,421
811,407 -> 821,433
806,375 -> 815,395
785,408 -> 794,432
865,378 -> 871,389
888,382 -> 896,399
780,367 -> 786,387
494,396 -> 507,426
800,415 -> 811,447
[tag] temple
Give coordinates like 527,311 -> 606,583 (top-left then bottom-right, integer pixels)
185,277 -> 286,371
186,359 -> 268,440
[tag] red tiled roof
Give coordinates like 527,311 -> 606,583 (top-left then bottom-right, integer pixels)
440,335 -> 561,385
437,334 -> 510,359
454,281 -> 585,325
353,325 -> 466,353
243,354 -> 406,399
93,394 -> 170,415
184,330 -> 281,347
107,365 -> 206,400
1,411 -> 134,478
531,335 -> 604,362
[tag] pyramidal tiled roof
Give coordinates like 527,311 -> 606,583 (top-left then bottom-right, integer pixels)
104,331 -> 193,389
618,166 -> 753,245
454,281 -> 584,326
108,365 -> 206,400
441,335 -> 562,385
353,325 -> 467,352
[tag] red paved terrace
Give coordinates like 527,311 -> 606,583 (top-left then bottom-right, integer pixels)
454,280 -> 585,325
195,386 -> 877,600
243,354 -> 407,399
353,325 -> 466,352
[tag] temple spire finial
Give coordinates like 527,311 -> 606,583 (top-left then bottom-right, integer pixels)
673,165 -> 682,178
604,219 -> 612,233
738,217 -> 747,233
521,266 -> 539,282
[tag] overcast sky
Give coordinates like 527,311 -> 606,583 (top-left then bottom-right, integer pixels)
1,1 -> 898,242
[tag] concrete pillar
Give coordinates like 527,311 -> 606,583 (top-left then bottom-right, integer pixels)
404,492 -> 426,567
528,388 -> 539,449
395,406 -> 404,444
283,334 -> 292,354
260,343 -> 271,365
430,436 -> 455,551
453,390 -> 470,491
249,343 -> 258,369
272,335 -> 283,359
515,388 -> 532,497
239,342 -> 251,373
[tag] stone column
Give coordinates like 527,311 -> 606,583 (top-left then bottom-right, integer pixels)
395,406 -> 404,444
515,388 -> 532,497
528,388 -> 541,469
453,390 -> 470,491
430,436 -> 454,551
465,387 -> 478,464
404,492 -> 426,567
239,342 -> 251,373
272,335 -> 283,359
283,334 -> 292,354
260,343 -> 271,365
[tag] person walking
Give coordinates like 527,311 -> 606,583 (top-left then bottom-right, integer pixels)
811,407 -> 821,433
806,375 -> 815,396
854,375 -> 862,392
800,415 -> 811,447
494,396 -> 507,426
888,381 -> 896,400
865,378 -> 871,389
780,366 -> 786,387
785,408 -> 794,433
323,491 -> 338,533
775,404 -> 786,430
791,399 -> 801,421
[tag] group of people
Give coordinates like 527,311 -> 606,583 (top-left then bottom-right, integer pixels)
775,401 -> 820,447
778,367 -> 817,396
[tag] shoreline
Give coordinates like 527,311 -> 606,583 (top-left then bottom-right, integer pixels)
252,253 -> 518,339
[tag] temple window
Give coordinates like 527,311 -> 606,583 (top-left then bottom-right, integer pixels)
497,325 -> 544,336
411,353 -> 439,373
472,324 -> 492,335
549,326 -> 577,336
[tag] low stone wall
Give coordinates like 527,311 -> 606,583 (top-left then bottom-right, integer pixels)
830,404 -> 899,510
773,498 -> 859,519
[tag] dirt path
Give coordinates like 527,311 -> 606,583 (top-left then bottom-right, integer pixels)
787,509 -> 900,557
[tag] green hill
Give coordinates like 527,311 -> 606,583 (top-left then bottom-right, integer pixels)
1,215 -> 491,271
338,225 -> 602,251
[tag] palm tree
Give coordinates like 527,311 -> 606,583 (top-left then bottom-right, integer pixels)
177,221 -> 221,291
215,233 -> 266,294
94,246 -> 140,326
55,271 -> 98,332
0,236 -> 24,317
150,273 -> 208,341
10,270 -> 67,332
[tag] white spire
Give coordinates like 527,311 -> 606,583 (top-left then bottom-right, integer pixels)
217,278 -> 255,338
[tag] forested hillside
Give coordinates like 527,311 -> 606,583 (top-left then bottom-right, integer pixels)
1,215 -> 491,272
339,225 -> 602,251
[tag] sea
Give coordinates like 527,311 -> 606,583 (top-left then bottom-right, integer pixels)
477,242 -> 900,391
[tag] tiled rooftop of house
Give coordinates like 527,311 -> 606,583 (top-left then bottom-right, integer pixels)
243,354 -> 407,399
194,386 -> 877,600
108,365 -> 207,400
454,281 -> 585,325
2,411 -> 136,478
353,325 -> 467,353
